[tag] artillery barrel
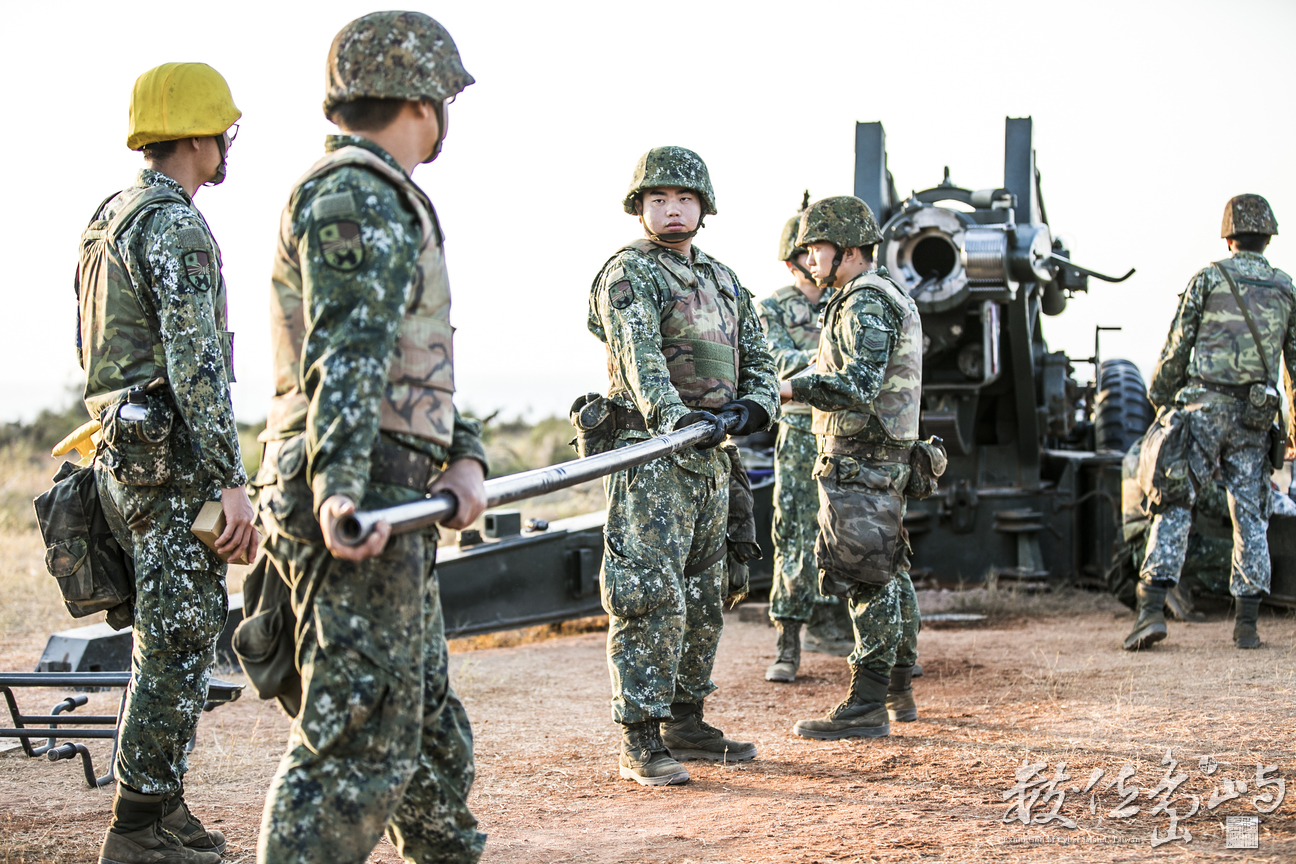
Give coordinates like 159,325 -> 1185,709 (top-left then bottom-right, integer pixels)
336,414 -> 739,545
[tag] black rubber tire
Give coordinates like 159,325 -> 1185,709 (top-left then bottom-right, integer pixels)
1093,359 -> 1154,453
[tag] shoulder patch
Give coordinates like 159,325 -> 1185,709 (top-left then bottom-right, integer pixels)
312,191 -> 357,221
176,226 -> 209,249
609,281 -> 634,310
861,302 -> 886,317
183,250 -> 215,292
862,327 -> 890,351
319,221 -> 365,271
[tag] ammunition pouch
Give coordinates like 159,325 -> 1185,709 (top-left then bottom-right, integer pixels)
569,393 -> 618,458
1137,407 -> 1193,512
231,552 -> 301,717
98,389 -> 174,487
33,461 -> 135,629
1270,421 -> 1286,472
1242,383 -> 1280,431
722,444 -> 761,602
904,437 -> 948,500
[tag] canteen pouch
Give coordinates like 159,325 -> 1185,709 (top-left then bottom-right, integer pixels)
569,392 -> 616,458
98,389 -> 174,486
258,434 -> 326,546
722,444 -> 761,603
33,460 -> 135,629
1137,408 -> 1193,511
904,437 -> 948,500
1241,383 -> 1280,431
232,552 -> 302,717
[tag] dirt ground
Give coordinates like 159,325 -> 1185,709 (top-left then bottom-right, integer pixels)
2,592 -> 1294,864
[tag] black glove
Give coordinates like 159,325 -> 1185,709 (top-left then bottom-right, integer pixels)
718,400 -> 769,437
675,410 -> 728,449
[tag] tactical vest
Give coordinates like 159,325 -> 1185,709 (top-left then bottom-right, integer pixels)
1188,257 -> 1295,387
602,239 -> 741,410
76,185 -> 230,420
811,271 -> 922,441
771,284 -> 824,416
267,147 -> 456,447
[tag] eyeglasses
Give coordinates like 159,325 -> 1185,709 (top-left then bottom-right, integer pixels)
224,124 -> 239,149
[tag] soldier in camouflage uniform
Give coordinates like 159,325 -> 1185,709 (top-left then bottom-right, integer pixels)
1129,194 -> 1294,651
588,147 -> 779,785
77,63 -> 255,864
759,198 -> 850,683
779,196 -> 925,740
254,14 -> 488,863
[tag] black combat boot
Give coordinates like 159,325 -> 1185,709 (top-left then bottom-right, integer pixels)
99,786 -> 221,864
1122,581 -> 1169,651
160,788 -> 226,855
792,664 -> 891,740
886,664 -> 917,723
661,701 -> 757,762
1165,581 -> 1205,622
619,721 -> 689,786
1233,595 -> 1263,649
765,620 -> 802,683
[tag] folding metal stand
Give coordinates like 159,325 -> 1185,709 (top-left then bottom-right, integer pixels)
0,672 -> 243,789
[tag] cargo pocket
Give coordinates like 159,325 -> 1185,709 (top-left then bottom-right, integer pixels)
46,538 -> 91,600
258,435 -> 325,546
99,395 -> 174,487
600,540 -> 677,620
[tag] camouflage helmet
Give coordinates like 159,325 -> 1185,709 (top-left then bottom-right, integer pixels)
324,11 -> 475,115
796,195 -> 882,249
622,147 -> 717,216
778,190 -> 811,261
1221,194 -> 1278,238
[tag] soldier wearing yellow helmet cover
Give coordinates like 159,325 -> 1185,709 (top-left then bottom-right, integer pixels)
81,62 -> 252,864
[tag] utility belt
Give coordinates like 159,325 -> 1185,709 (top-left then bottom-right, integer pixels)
821,434 -> 914,464
261,436 -> 442,492
1188,378 -> 1253,401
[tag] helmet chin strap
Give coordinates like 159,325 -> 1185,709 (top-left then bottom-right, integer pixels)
203,134 -> 228,187
644,215 -> 704,244
790,255 -> 814,282
815,246 -> 844,289
421,99 -> 447,164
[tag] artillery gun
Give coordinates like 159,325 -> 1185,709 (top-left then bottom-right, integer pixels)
854,117 -> 1147,588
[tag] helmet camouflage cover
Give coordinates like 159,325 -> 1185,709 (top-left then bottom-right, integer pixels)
324,11 -> 475,115
796,195 -> 881,249
778,191 -> 811,261
1221,194 -> 1278,238
622,146 -> 717,216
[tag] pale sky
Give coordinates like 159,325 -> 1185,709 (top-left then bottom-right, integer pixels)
4,0 -> 1294,423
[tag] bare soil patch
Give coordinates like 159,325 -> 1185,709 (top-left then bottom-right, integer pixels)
3,592 -> 1293,863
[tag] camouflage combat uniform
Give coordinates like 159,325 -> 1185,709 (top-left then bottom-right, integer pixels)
757,285 -> 836,623
1141,250 -> 1296,598
789,266 -> 923,679
589,239 -> 779,725
77,168 -> 245,799
255,135 -> 487,863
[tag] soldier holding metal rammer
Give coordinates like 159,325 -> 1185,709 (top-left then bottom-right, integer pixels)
778,196 -> 935,740
1128,195 -> 1294,652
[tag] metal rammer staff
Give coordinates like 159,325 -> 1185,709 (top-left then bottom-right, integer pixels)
336,413 -> 740,545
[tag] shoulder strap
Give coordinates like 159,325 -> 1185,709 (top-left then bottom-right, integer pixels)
1213,260 -> 1274,385
295,146 -> 438,246
105,185 -> 189,244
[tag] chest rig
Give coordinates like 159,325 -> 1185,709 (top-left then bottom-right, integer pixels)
267,146 -> 456,447
607,239 -> 741,410
1189,257 -> 1295,388
812,272 -> 923,442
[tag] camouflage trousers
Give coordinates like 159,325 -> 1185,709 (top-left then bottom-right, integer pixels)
813,455 -> 920,678
1141,398 -> 1271,597
601,444 -> 729,724
257,529 -> 484,864
769,423 -> 836,622
97,465 -> 227,797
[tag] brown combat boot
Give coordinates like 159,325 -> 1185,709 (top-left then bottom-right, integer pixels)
1122,582 -> 1168,651
160,794 -> 226,855
1233,595 -> 1262,649
99,787 -> 220,864
619,721 -> 689,786
661,701 -> 757,762
765,620 -> 802,683
793,665 -> 891,740
886,664 -> 917,723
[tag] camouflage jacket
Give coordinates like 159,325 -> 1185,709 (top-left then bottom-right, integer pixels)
790,268 -> 917,445
1149,250 -> 1296,421
84,169 -> 245,490
758,284 -> 830,431
269,135 -> 486,512
588,239 -> 779,478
